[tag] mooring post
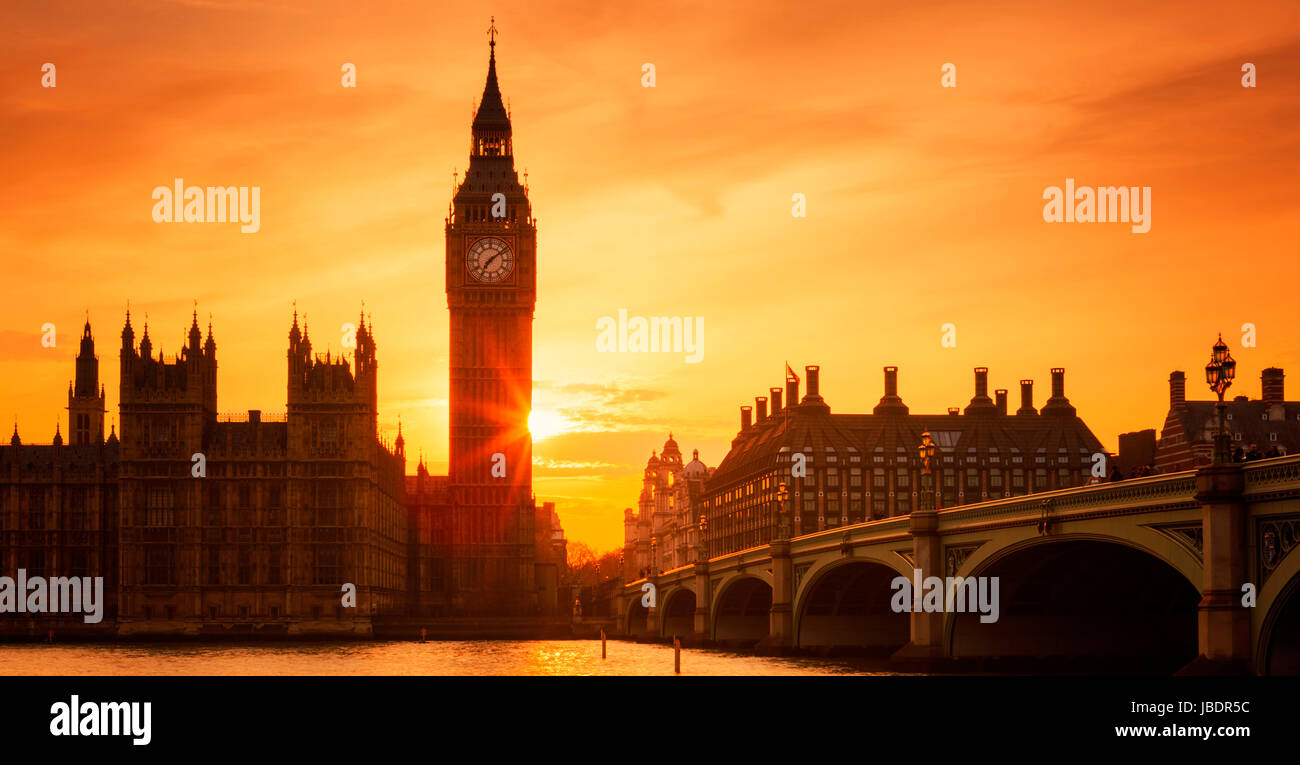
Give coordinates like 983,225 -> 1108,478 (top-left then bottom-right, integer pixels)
673,636 -> 681,674
601,629 -> 607,659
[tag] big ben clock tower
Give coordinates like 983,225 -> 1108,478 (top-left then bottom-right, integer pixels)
445,23 -> 537,614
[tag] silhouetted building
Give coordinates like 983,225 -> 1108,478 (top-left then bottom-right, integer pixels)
698,365 -> 1106,557
1155,367 -> 1299,472
622,435 -> 712,576
1116,429 -> 1157,476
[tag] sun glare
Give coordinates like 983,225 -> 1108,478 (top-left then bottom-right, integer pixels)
528,409 -> 570,442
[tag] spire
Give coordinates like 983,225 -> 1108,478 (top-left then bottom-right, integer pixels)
53,421 -> 62,446
140,314 -> 152,358
121,308 -> 134,349
107,421 -> 118,445
204,314 -> 216,355
189,302 -> 202,350
472,17 -> 512,151
10,420 -> 19,446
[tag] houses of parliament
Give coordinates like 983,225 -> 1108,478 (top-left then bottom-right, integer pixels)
0,34 -> 567,638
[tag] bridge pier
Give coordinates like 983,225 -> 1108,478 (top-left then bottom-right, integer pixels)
1181,464 -> 1253,674
693,562 -> 711,641
645,574 -> 661,638
891,509 -> 948,670
757,540 -> 794,652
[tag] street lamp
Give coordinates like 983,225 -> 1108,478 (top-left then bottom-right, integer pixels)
776,481 -> 790,539
1205,334 -> 1237,464
698,514 -> 709,561
918,431 -> 938,512
650,536 -> 658,576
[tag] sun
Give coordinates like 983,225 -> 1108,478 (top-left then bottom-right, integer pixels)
528,409 -> 571,442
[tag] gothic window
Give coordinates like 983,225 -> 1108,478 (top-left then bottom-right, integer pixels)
206,547 -> 221,585
148,485 -> 175,526
145,546 -> 175,585
314,545 -> 343,584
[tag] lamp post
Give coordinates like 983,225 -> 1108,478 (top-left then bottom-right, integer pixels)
918,431 -> 938,512
776,481 -> 791,540
698,514 -> 709,562
650,536 -> 658,576
618,550 -> 624,580
1205,334 -> 1237,465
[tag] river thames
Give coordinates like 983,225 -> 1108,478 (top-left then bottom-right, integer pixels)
0,640 -> 901,676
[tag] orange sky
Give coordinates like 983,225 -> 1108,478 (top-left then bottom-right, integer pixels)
2,0 -> 1299,552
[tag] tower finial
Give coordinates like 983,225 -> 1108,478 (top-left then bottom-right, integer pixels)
488,16 -> 497,49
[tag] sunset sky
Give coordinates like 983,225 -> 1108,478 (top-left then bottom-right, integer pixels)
2,0 -> 1298,552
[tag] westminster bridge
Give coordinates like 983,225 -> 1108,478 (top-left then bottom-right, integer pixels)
615,455 -> 1300,674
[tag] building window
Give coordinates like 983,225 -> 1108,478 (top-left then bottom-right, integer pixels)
896,493 -> 912,513
268,547 -> 282,585
990,469 -> 1003,489
826,468 -> 840,489
873,469 -> 886,489
145,546 -> 175,585
895,469 -> 910,489
1012,469 -> 1025,490
238,546 -> 252,585
206,547 -> 221,585
314,545 -> 343,584
850,468 -> 863,488
871,499 -> 886,518
966,469 -> 980,489
26,487 -> 45,529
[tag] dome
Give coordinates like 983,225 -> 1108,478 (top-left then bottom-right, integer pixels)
661,432 -> 683,463
681,448 -> 707,479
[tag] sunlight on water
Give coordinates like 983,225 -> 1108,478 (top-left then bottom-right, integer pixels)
0,640 -> 898,676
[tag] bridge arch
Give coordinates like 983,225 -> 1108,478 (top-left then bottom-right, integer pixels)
712,574 -> 772,644
1257,545 -> 1300,675
947,534 -> 1200,671
794,557 -> 910,651
660,586 -> 696,639
625,595 -> 649,637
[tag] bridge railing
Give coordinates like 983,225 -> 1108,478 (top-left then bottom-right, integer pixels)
621,455 -> 1300,593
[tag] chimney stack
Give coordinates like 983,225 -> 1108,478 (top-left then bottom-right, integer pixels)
770,386 -> 783,413
1262,368 -> 1285,405
805,365 -> 820,399
966,366 -> 995,413
1169,371 -> 1186,409
740,405 -> 752,431
755,396 -> 768,423
1041,367 -> 1076,416
873,365 -> 909,415
995,389 -> 1008,415
1017,379 -> 1037,415
786,372 -> 799,411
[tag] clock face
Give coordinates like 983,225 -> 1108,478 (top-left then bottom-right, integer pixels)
466,236 -> 514,283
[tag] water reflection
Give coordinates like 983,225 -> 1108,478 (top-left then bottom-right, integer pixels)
0,640 -> 900,676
